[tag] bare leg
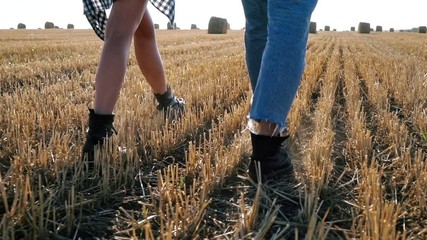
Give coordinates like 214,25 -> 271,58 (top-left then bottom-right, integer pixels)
94,0 -> 149,114
134,10 -> 168,94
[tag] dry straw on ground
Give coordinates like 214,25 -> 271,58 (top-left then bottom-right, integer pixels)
0,29 -> 426,239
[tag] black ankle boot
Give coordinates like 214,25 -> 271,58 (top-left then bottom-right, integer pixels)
82,109 -> 116,163
249,133 -> 293,182
154,86 -> 186,119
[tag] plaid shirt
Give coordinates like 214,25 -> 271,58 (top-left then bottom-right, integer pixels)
83,0 -> 175,40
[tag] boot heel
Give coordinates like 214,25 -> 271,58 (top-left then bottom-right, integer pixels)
154,86 -> 186,120
249,133 -> 293,182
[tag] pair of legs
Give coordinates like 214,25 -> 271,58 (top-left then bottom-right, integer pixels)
242,0 -> 318,135
94,0 -> 167,115
82,0 -> 185,162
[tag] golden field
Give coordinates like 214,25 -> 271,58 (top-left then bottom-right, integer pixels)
0,29 -> 426,239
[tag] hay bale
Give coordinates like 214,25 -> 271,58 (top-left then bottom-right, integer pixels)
419,26 -> 427,33
208,16 -> 228,34
167,22 -> 174,30
17,23 -> 26,29
376,26 -> 382,32
309,22 -> 317,33
351,26 -> 355,31
358,22 -> 370,34
67,24 -> 74,29
45,21 -> 54,29
191,24 -> 198,30
154,24 -> 159,29
389,28 -> 394,32
324,25 -> 330,31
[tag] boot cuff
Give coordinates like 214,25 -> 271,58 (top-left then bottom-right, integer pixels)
247,118 -> 289,137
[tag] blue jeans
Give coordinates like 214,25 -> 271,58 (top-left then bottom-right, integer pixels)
242,0 -> 318,129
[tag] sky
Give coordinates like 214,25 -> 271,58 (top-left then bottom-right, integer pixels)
0,0 -> 426,31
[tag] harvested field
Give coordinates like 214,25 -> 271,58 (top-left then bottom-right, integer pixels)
0,29 -> 426,239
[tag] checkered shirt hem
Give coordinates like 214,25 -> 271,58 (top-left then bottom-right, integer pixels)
82,0 -> 175,40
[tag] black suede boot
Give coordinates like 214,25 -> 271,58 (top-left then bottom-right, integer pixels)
154,85 -> 186,120
249,133 -> 293,182
82,109 -> 116,163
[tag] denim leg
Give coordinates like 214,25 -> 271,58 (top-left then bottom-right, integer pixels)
244,0 -> 318,128
241,0 -> 267,91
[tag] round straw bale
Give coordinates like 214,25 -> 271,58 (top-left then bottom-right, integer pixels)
67,24 -> 74,29
309,22 -> 317,33
167,22 -> 174,30
191,24 -> 198,29
351,26 -> 355,31
45,21 -> 54,29
17,23 -> 26,29
376,26 -> 382,32
389,28 -> 394,32
419,26 -> 427,33
208,17 -> 228,34
154,24 -> 159,29
358,22 -> 370,34
324,25 -> 330,31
